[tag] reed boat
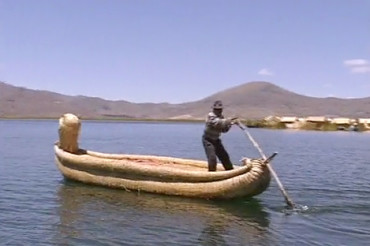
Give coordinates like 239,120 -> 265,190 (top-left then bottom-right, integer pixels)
54,113 -> 272,200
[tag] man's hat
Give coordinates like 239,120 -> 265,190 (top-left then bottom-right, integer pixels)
212,100 -> 223,109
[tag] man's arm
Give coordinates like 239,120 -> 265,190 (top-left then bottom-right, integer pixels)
207,113 -> 229,130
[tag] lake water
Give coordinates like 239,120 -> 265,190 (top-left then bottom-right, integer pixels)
0,120 -> 369,245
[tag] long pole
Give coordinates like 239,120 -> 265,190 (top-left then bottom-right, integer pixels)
236,121 -> 295,208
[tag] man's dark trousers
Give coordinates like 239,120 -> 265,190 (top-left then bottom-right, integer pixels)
202,135 -> 233,171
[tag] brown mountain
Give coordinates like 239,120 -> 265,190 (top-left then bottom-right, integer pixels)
1,81 -> 369,119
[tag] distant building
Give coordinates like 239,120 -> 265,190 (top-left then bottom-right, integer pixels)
303,116 -> 327,129
305,116 -> 327,123
358,118 -> 370,130
330,117 -> 350,124
358,118 -> 370,124
264,115 -> 280,122
331,117 -> 351,130
279,116 -> 300,129
280,116 -> 298,123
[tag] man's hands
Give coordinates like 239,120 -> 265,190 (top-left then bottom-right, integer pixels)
229,117 -> 239,125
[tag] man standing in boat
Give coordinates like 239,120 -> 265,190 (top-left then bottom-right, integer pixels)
202,100 -> 238,171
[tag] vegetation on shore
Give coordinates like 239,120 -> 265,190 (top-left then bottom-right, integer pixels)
255,119 -> 367,132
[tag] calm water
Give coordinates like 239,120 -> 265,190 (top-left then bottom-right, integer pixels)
0,120 -> 369,246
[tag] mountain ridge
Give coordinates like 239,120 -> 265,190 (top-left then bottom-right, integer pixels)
1,81 -> 369,119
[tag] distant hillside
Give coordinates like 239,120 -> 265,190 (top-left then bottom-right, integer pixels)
1,81 -> 370,119
196,81 -> 370,119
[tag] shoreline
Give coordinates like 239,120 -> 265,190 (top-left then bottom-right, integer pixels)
1,116 -> 368,132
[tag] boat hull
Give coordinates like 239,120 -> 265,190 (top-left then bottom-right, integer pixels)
55,145 -> 271,199
54,113 -> 271,200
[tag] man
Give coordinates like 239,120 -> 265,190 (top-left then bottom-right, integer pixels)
202,100 -> 237,171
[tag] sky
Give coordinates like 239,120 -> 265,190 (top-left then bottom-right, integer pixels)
0,0 -> 369,103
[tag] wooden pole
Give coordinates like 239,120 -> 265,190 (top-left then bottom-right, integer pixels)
236,121 -> 295,208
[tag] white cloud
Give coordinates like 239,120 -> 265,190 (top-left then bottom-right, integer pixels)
351,66 -> 370,74
343,59 -> 369,66
258,68 -> 274,76
343,59 -> 370,74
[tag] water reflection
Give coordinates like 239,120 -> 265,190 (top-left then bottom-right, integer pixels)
198,198 -> 270,245
56,181 -> 270,245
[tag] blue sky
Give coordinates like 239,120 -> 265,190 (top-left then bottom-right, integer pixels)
1,0 -> 369,103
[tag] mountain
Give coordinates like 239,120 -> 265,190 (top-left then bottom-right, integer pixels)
1,81 -> 370,119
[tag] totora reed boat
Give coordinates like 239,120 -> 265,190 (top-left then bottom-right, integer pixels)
54,113 -> 272,200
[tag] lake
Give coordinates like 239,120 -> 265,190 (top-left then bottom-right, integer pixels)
0,120 -> 369,245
